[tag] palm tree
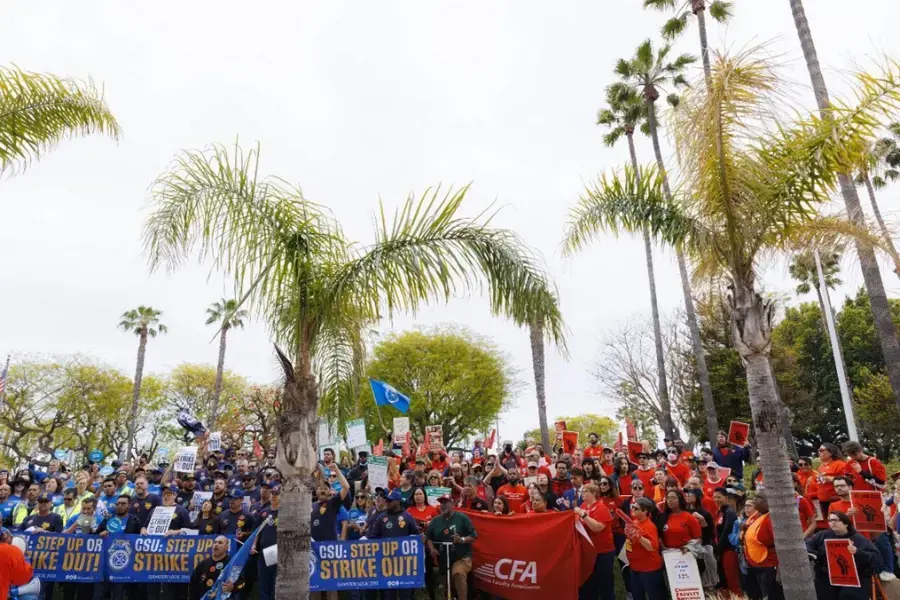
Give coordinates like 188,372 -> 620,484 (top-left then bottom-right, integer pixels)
595,84 -> 678,440
142,142 -> 565,599
564,49 -> 899,599
856,131 -> 900,277
788,0 -> 900,417
0,66 -> 119,175
205,298 -> 248,431
613,40 -> 722,442
643,0 -> 733,86
529,322 -> 551,451
118,306 -> 168,458
871,123 -> 900,188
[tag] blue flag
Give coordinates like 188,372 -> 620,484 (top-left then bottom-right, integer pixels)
202,519 -> 268,600
369,379 -> 410,414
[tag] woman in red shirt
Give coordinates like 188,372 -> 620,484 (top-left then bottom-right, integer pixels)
612,457 -> 634,496
492,496 -> 512,516
660,490 -> 701,550
816,443 -> 850,507
627,497 -> 666,600
742,494 -> 782,600
408,488 -> 439,529
575,482 -> 616,600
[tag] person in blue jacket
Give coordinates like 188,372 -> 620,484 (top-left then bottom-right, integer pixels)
712,430 -> 752,481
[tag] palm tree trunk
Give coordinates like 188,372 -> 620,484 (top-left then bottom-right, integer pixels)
273,346 -> 320,600
694,1 -> 713,88
789,0 -> 900,416
627,133 -> 677,441
863,174 -> 900,277
731,279 -> 816,600
126,330 -> 147,459
529,322 -> 551,451
209,327 -> 228,431
645,98 -> 719,442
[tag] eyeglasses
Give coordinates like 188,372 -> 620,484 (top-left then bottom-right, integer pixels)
827,518 -> 841,523
632,486 -> 644,490
817,448 -> 827,453
599,482 -> 610,486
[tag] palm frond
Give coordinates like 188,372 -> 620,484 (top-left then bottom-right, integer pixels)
329,186 -> 567,350
708,0 -> 733,22
0,66 -> 120,175
314,314 -> 367,438
643,0 -> 679,8
662,14 -> 690,41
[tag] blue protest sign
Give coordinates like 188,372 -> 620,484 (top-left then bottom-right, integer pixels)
99,466 -> 115,477
106,535 -> 236,583
310,539 -> 425,591
19,533 -> 104,583
53,449 -> 67,460
157,448 -> 169,458
89,449 -> 104,463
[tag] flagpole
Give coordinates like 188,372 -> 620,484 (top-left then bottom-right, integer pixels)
1,354 -> 9,403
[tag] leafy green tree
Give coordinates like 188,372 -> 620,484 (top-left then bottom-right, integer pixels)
163,363 -> 247,428
522,414 -> 618,449
118,307 -> 168,458
358,327 -> 516,449
563,48 -> 900,598
142,141 -> 564,598
789,1 -> 900,438
0,66 -> 119,175
205,299 -> 249,430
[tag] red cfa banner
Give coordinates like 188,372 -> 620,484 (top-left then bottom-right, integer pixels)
826,539 -> 861,587
465,511 -> 594,599
850,491 -> 887,532
727,421 -> 750,445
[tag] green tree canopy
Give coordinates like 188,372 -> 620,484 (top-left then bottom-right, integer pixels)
522,413 -> 619,449
358,327 -> 518,449
163,363 -> 248,427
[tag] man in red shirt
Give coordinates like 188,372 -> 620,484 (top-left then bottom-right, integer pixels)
582,433 -> 604,461
551,461 -> 573,498
843,441 -> 887,492
496,468 -> 528,513
664,449 -> 691,487
633,453 -> 656,490
599,448 -> 615,476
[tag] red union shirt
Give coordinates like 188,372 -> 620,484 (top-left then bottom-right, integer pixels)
585,500 -> 615,554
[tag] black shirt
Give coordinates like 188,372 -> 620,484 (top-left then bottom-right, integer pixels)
192,515 -> 218,536
98,513 -> 142,535
162,504 -> 193,531
257,506 -> 278,550
130,494 -> 162,527
23,512 -> 63,533
310,495 -> 342,542
368,510 -> 419,538
190,554 -> 243,600
211,494 -> 228,516
217,509 -> 254,538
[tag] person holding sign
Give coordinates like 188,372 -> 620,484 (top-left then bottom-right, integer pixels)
807,511 -> 880,599
713,429 -> 752,481
625,497 -> 665,600
310,465 -> 349,544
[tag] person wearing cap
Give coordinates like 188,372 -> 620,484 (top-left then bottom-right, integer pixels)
250,481 -> 274,517
251,483 -> 280,600
114,470 -> 134,498
175,473 -> 196,510
147,467 -> 165,496
54,488 -> 81,529
11,484 -> 40,529
426,495 -> 477,600
368,489 -> 419,538
129,475 -> 161,527
218,489 -> 255,542
702,462 -> 725,497
21,492 -> 63,534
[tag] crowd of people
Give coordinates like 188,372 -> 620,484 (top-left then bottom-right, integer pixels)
0,436 -> 281,600
315,431 -> 900,600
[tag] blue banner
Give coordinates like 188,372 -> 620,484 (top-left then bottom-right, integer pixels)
107,535 -> 236,583
310,539 -> 425,591
15,534 -> 236,583
20,533 -> 104,583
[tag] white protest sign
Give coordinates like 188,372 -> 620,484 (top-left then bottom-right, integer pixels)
189,491 -> 212,522
208,432 -> 222,452
425,486 -> 452,507
368,456 -> 389,490
392,418 -> 409,446
173,447 -> 198,473
263,545 -> 278,567
146,506 -> 176,536
663,550 -> 704,600
347,419 -> 367,450
318,420 -> 336,446
425,425 -> 444,450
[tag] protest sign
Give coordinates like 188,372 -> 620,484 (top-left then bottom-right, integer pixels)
54,449 -> 67,460
19,533 -> 104,582
347,419 -> 367,449
425,425 -> 444,450
425,487 -> 452,507
561,431 -> 578,455
310,538 -> 425,591
813,500 -> 824,522
825,538 -> 861,587
850,490 -> 886,532
392,417 -> 409,446
663,550 -> 704,600
207,432 -> 222,452
627,441 -> 643,465
727,421 -> 750,446
88,449 -> 104,463
368,456 -> 389,490
146,507 -> 176,536
189,491 -> 212,522
554,421 -> 566,443
173,446 -> 197,473
106,535 -> 236,583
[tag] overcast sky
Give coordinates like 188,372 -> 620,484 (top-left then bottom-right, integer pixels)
2,1 -> 900,445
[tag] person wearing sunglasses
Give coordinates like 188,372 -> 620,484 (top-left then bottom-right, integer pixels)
807,511 -> 880,599
626,497 -> 665,600
575,483 -> 615,600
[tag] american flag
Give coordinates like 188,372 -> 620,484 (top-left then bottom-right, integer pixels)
0,355 -> 8,397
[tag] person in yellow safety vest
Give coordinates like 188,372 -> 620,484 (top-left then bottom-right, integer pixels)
53,489 -> 81,529
114,471 -> 133,498
11,483 -> 41,528
73,471 -> 95,505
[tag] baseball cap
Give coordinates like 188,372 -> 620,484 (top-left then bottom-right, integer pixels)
269,484 -> 281,495
37,493 -> 51,503
161,484 -> 177,495
706,462 -> 721,470
527,461 -> 538,468
386,490 -> 403,502
227,489 -> 244,500
437,494 -> 454,504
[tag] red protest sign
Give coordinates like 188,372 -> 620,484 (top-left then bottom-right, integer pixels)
718,467 -> 732,481
825,539 -> 861,587
562,431 -> 579,455
850,491 -> 886,532
727,421 -> 750,446
627,441 -> 644,465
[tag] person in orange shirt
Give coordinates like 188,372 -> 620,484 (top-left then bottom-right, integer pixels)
575,483 -> 616,600
795,457 -> 817,497
743,494 -> 783,600
664,449 -> 691,487
633,453 -> 656,490
816,443 -> 851,505
626,497 -> 666,600
0,534 -> 33,600
843,441 -> 887,493
582,433 -> 604,461
496,468 -> 528,514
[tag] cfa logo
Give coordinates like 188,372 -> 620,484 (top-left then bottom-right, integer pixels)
494,559 -> 537,584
